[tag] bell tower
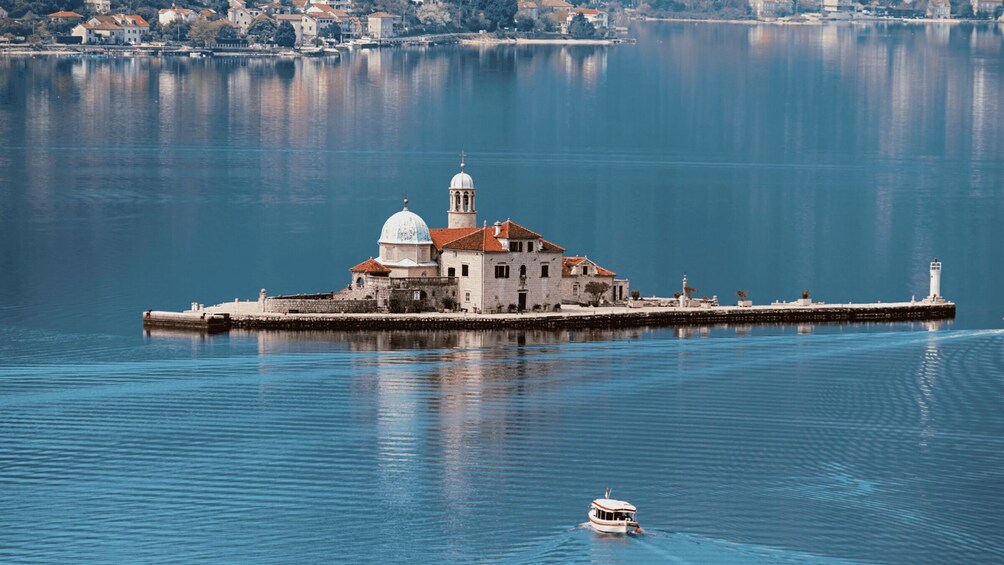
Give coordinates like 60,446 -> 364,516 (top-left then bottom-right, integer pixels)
448,154 -> 477,229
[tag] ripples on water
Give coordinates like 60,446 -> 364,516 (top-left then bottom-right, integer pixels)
1,328 -> 1002,563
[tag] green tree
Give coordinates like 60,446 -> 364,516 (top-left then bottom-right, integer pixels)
188,18 -> 220,46
217,22 -> 238,40
584,281 -> 611,306
161,20 -> 191,42
274,20 -> 295,46
320,21 -> 342,42
567,12 -> 596,38
515,14 -> 535,31
480,0 -> 516,30
246,18 -> 276,44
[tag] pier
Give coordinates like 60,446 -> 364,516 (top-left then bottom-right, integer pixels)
142,301 -> 955,333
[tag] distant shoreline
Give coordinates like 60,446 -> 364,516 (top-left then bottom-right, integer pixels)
637,15 -> 1003,26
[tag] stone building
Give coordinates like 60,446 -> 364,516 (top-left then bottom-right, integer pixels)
334,162 -> 628,314
562,256 -> 629,305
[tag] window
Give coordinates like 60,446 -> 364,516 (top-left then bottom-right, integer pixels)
582,266 -> 589,275
527,241 -> 534,252
461,264 -> 469,277
509,241 -> 523,252
464,291 -> 471,302
573,283 -> 579,296
494,265 -> 510,279
519,265 -> 526,278
447,267 -> 456,277
541,264 -> 549,278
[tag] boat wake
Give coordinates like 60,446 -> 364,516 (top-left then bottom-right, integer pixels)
507,528 -> 868,564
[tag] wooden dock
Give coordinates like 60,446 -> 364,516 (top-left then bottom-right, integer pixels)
142,302 -> 954,333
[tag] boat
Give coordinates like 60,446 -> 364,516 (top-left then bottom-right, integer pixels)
588,489 -> 642,534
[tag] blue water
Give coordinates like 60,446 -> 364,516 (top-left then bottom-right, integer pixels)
2,21 -> 1004,563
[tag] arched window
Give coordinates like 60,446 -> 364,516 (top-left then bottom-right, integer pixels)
463,192 -> 469,212
454,192 -> 461,211
470,194 -> 475,211
356,277 -> 365,288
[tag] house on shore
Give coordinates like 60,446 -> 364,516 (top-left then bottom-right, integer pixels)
72,14 -> 148,44
566,8 -> 609,29
367,12 -> 399,38
159,5 -> 198,27
971,0 -> 1003,15
562,256 -> 628,305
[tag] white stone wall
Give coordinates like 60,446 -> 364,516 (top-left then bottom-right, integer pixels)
481,251 -> 562,313
440,250 -> 485,312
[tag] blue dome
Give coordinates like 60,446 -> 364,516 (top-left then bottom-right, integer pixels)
379,207 -> 432,245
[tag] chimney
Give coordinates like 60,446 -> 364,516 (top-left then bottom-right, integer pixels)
493,221 -> 501,237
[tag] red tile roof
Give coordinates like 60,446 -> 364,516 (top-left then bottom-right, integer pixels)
368,11 -> 397,17
440,228 -> 507,253
350,258 -> 391,274
429,227 -> 480,250
117,14 -> 149,26
432,221 -> 565,254
496,220 -> 541,240
562,256 -> 615,277
570,7 -> 601,13
539,238 -> 565,253
49,11 -> 83,18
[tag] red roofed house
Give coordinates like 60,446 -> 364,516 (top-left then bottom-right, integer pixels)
562,256 -> 628,305
329,162 -> 628,314
72,14 -> 148,44
566,8 -> 608,28
48,11 -> 84,21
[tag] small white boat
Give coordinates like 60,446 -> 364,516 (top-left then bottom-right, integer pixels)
588,489 -> 642,534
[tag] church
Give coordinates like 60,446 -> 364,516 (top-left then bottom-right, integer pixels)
341,162 -> 629,314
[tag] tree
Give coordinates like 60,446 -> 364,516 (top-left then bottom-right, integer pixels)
736,290 -> 748,300
480,0 -> 516,30
274,21 -> 295,47
515,14 -> 535,31
161,20 -> 191,42
567,12 -> 596,38
189,18 -> 220,47
584,281 -> 611,306
320,21 -> 342,42
246,18 -> 276,44
417,1 -> 452,29
217,22 -> 238,40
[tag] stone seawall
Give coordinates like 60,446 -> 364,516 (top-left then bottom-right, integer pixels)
220,303 -> 956,332
265,296 -> 377,314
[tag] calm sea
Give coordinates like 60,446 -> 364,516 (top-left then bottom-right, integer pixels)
1,21 -> 1003,563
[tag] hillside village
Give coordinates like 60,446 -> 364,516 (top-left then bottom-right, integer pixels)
0,0 -> 623,47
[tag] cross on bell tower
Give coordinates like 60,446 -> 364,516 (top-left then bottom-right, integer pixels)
447,151 -> 477,229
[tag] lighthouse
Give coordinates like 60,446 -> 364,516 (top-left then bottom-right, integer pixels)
928,258 -> 942,302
